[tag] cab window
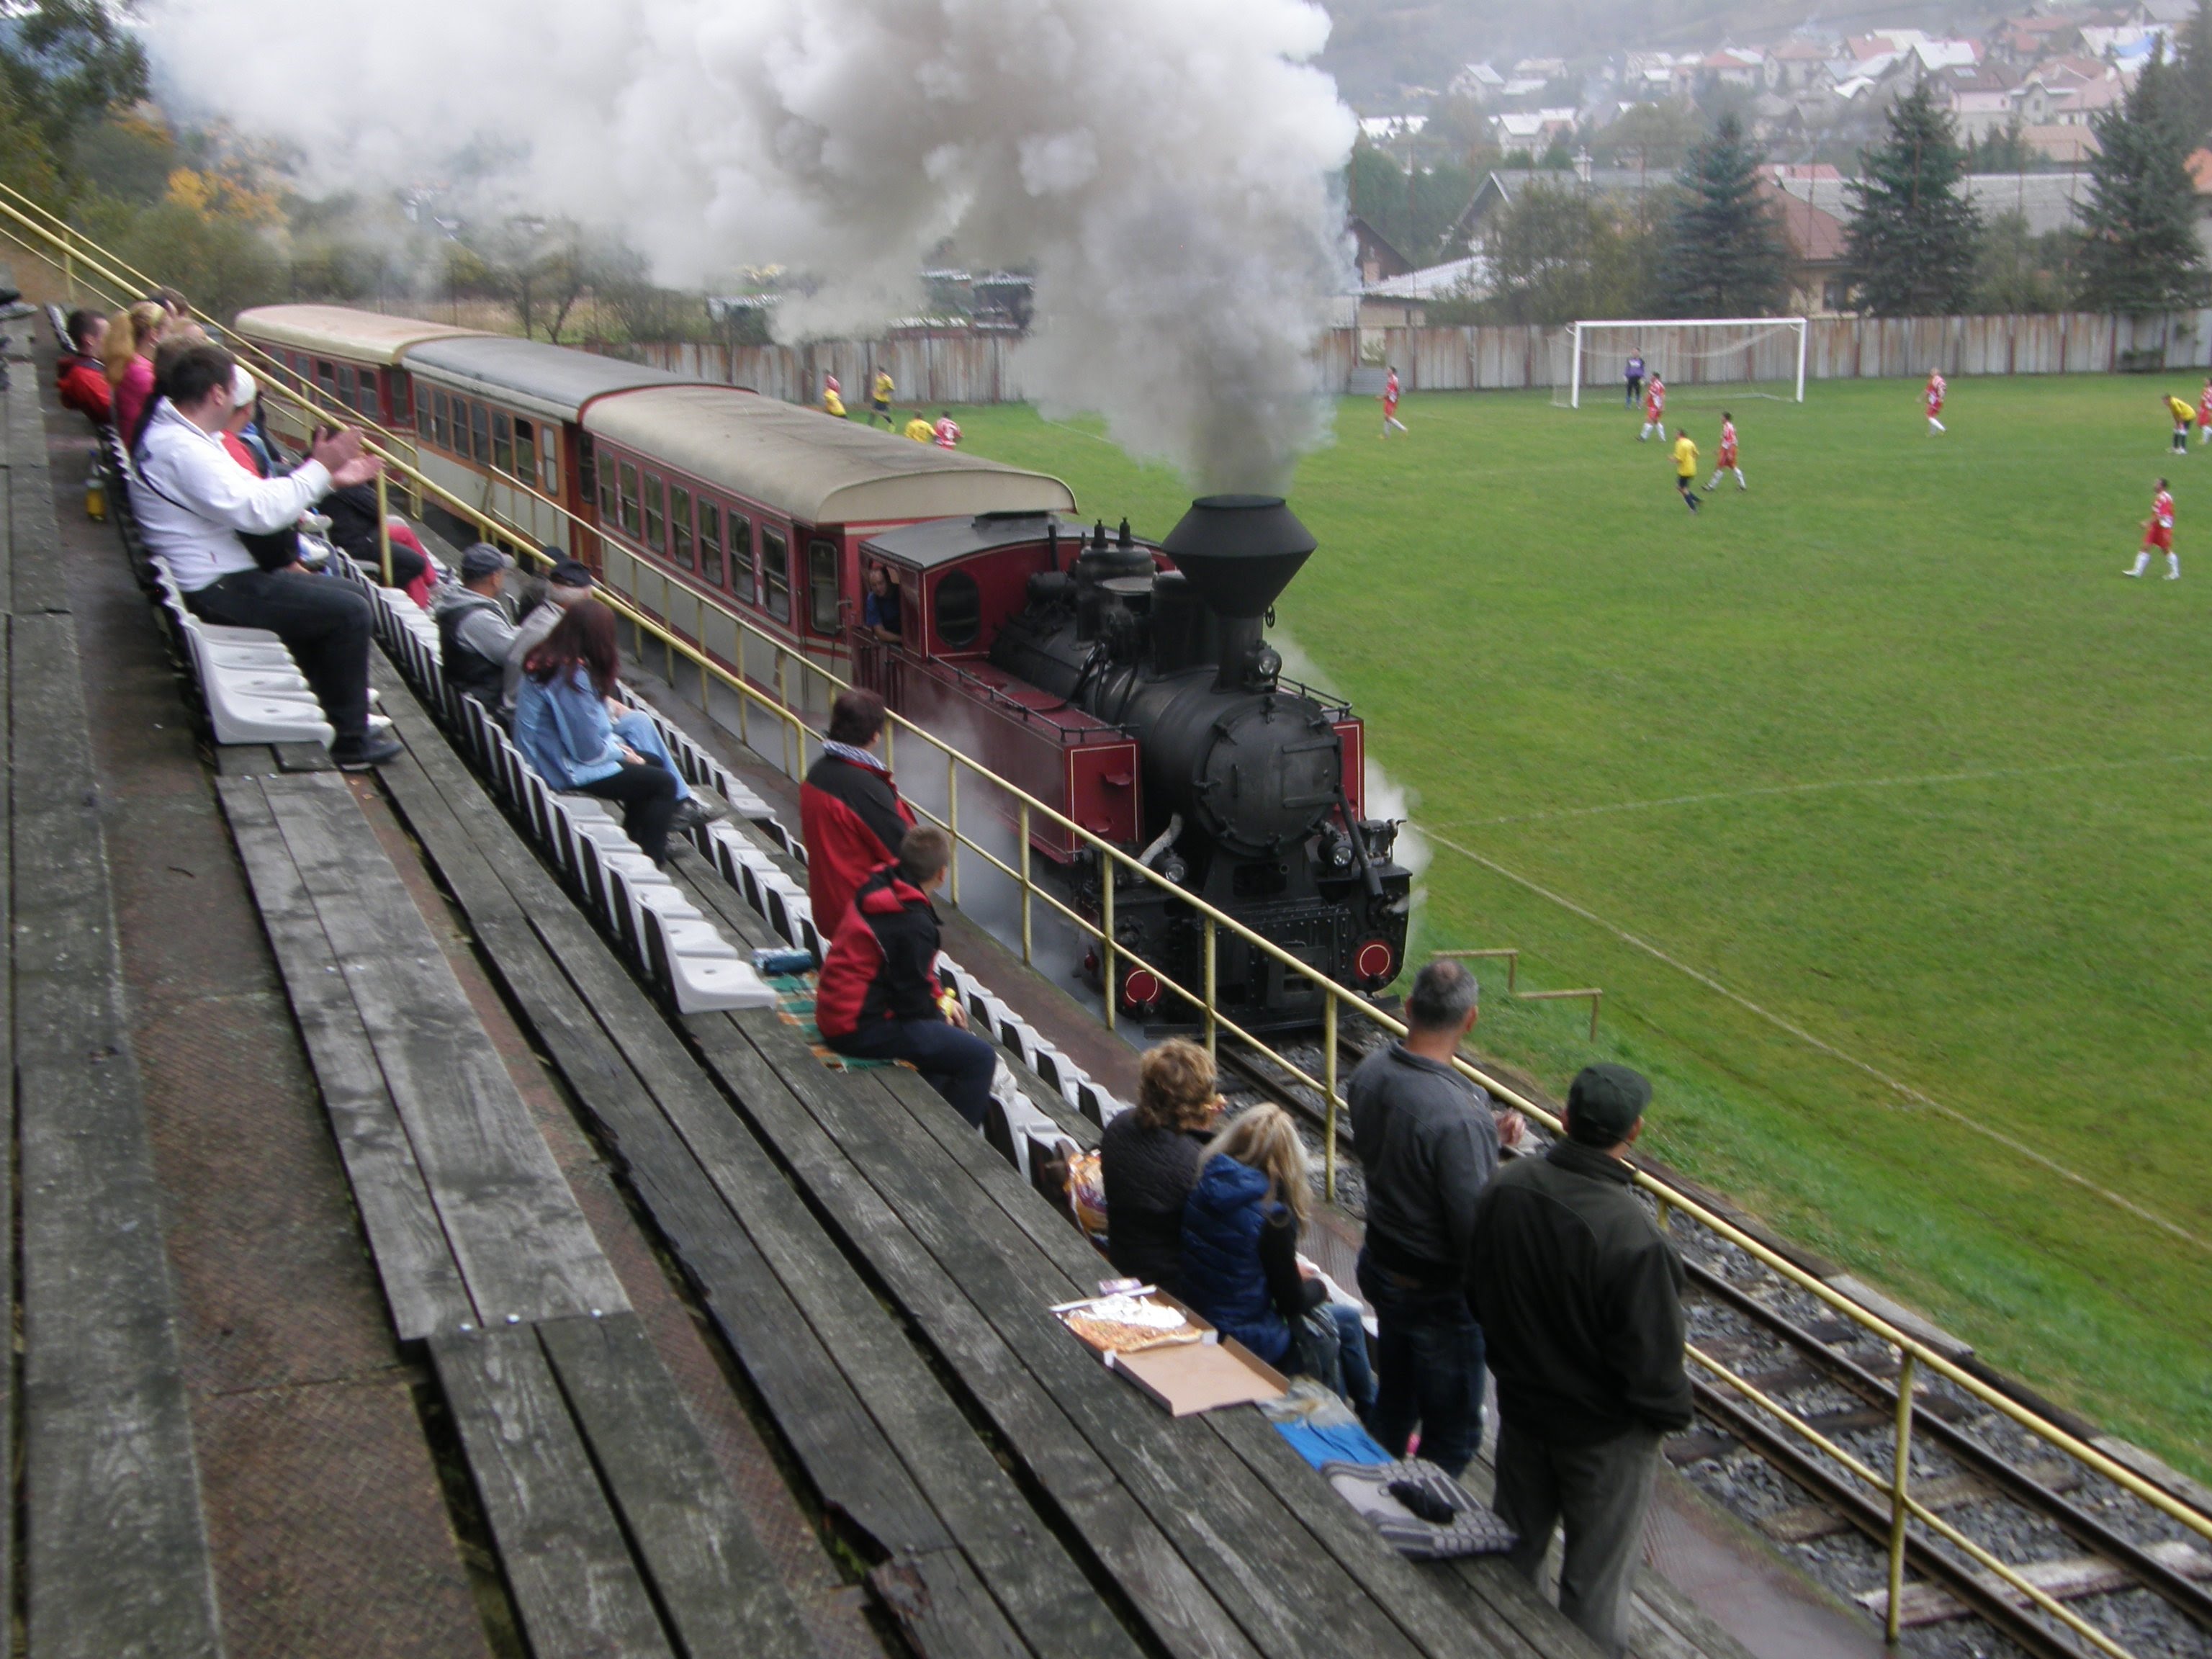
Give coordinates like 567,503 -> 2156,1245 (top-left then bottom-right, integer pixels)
760,526 -> 789,622
698,499 -> 723,585
808,539 -> 840,634
618,461 -> 639,536
642,473 -> 665,551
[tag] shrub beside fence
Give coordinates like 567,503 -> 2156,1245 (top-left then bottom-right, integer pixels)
626,310 -> 2212,405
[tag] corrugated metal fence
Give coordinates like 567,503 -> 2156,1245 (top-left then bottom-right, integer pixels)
628,312 -> 2212,403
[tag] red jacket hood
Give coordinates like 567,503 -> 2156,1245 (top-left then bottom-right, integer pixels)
858,870 -> 929,914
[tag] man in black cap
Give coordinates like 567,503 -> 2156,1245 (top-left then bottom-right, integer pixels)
503,555 -> 593,716
431,543 -> 518,709
1470,1064 -> 1692,1659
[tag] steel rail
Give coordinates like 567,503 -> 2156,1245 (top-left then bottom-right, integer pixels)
1686,1258 -> 2212,1629
23,208 -> 2211,1563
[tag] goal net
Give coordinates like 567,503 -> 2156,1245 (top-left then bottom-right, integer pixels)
1550,318 -> 1807,409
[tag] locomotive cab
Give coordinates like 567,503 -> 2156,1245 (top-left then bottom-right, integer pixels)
860,496 -> 1411,1032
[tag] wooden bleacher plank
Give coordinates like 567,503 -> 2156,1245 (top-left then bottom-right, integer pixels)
361,675 -> 1139,1659
215,776 -> 475,1340
868,1549 -> 1034,1659
255,769 -> 629,1327
535,1312 -> 821,1659
12,609 -> 222,1659
429,1325 -> 678,1659
0,497 -> 15,1653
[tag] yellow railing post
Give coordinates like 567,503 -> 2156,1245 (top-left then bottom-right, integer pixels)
1323,994 -> 1340,1202
1018,803 -> 1032,965
775,655 -> 792,776
1654,1195 -> 1672,1233
1887,1352 -> 1917,1645
1202,919 -> 1218,1060
375,472 -> 393,587
946,750 -> 960,905
1101,868 -> 1116,1033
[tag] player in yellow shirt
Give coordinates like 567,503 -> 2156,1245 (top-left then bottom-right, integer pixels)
1671,431 -> 1701,513
869,368 -> 896,427
822,374 -> 846,418
2167,392 -> 2194,454
903,413 -> 934,442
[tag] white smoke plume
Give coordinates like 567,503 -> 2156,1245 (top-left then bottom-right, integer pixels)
144,0 -> 1357,490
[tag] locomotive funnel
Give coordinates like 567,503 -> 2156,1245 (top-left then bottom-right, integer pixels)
1159,494 -> 1317,619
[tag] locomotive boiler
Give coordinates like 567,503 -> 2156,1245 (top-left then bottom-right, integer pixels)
981,495 -> 1411,1030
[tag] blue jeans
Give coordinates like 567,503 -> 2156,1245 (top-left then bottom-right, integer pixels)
1357,1246 -> 1485,1477
612,711 -> 690,801
826,1017 -> 997,1128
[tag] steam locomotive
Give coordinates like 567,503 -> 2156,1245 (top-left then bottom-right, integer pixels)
229,305 -> 1409,1029
860,496 -> 1411,1030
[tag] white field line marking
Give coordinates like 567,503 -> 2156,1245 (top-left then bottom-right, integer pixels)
1419,826 -> 2211,1255
1431,752 -> 2212,832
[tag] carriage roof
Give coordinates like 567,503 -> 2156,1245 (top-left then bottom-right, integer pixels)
232,305 -> 487,366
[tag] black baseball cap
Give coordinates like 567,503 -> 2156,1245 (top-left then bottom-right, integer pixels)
548,558 -> 593,589
1565,1064 -> 1651,1146
459,543 -> 511,582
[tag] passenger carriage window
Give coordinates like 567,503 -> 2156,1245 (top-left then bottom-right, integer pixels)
317,360 -> 338,402
618,462 -> 639,536
514,419 -> 537,489
643,474 -> 665,550
578,433 -> 596,505
432,390 -> 450,450
727,511 -> 754,600
760,526 -> 789,621
539,432 -> 559,496
493,412 -> 513,476
359,369 -> 381,419
808,540 -> 840,634
336,365 -> 356,410
415,392 -> 433,441
670,485 -> 693,569
698,500 -> 723,585
470,402 -> 490,466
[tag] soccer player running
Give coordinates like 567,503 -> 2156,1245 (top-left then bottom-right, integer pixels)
1704,412 -> 1745,493
932,410 -> 962,449
822,373 -> 846,418
869,367 -> 896,428
2126,479 -> 2179,579
1671,428 -> 1701,513
2166,392 -> 2194,455
2196,379 -> 2212,446
1640,373 -> 1666,442
1924,369 -> 1946,433
1380,366 -> 1408,436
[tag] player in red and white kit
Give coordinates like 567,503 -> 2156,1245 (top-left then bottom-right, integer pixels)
1925,369 -> 1946,434
2195,379 -> 2211,446
1380,366 -> 1408,436
932,410 -> 962,449
2127,479 -> 2180,578
1639,373 -> 1666,441
1704,411 -> 1745,492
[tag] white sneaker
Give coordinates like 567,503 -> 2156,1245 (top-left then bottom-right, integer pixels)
2125,567 -> 2142,577
2166,570 -> 2181,580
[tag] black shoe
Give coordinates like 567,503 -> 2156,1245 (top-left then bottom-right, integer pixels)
670,796 -> 727,832
331,734 -> 404,770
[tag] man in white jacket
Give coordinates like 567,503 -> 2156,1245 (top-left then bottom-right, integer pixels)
133,342 -> 399,768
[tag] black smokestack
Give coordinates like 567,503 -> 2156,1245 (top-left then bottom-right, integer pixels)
1161,494 -> 1316,689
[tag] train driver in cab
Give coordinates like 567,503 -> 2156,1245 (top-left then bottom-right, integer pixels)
861,564 -> 903,644
800,688 -> 917,940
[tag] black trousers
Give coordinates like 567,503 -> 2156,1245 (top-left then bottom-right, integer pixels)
578,757 -> 678,863
185,568 -> 373,742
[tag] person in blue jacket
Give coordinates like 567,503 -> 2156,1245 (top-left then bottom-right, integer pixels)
513,598 -> 697,864
1181,1103 -> 1374,1415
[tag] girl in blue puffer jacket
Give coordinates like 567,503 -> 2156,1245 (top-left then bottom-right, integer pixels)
1180,1104 -> 1374,1414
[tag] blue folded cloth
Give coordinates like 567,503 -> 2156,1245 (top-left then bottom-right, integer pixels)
1274,1419 -> 1393,1470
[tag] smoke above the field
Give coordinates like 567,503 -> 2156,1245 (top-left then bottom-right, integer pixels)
144,0 -> 1355,490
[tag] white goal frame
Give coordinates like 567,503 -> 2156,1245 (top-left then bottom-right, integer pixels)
1566,317 -> 1807,406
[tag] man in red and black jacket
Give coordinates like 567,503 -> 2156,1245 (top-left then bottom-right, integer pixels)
800,688 -> 916,938
814,825 -> 997,1128
55,308 -> 112,427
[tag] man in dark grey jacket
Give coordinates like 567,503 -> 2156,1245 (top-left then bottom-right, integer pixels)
1471,1064 -> 1693,1659
1349,958 -> 1523,1476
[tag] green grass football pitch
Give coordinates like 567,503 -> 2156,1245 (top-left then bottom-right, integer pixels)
943,374 -> 2212,1475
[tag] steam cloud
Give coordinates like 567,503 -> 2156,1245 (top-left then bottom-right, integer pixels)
145,0 -> 1357,490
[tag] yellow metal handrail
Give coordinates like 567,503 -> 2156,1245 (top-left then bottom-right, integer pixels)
17,211 -> 2208,1637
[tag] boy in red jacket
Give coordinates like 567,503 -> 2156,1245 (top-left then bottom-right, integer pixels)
814,825 -> 997,1126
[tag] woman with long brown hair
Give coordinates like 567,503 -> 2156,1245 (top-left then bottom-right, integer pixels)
105,300 -> 168,447
511,598 -> 681,863
1099,1039 -> 1221,1296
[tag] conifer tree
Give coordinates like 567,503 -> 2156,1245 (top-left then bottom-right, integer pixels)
2078,49 -> 2210,314
2177,0 -> 2212,143
1845,81 -> 1982,315
1659,114 -> 1789,315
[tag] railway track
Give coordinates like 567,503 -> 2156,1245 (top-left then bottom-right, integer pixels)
1214,1031 -> 2212,1659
